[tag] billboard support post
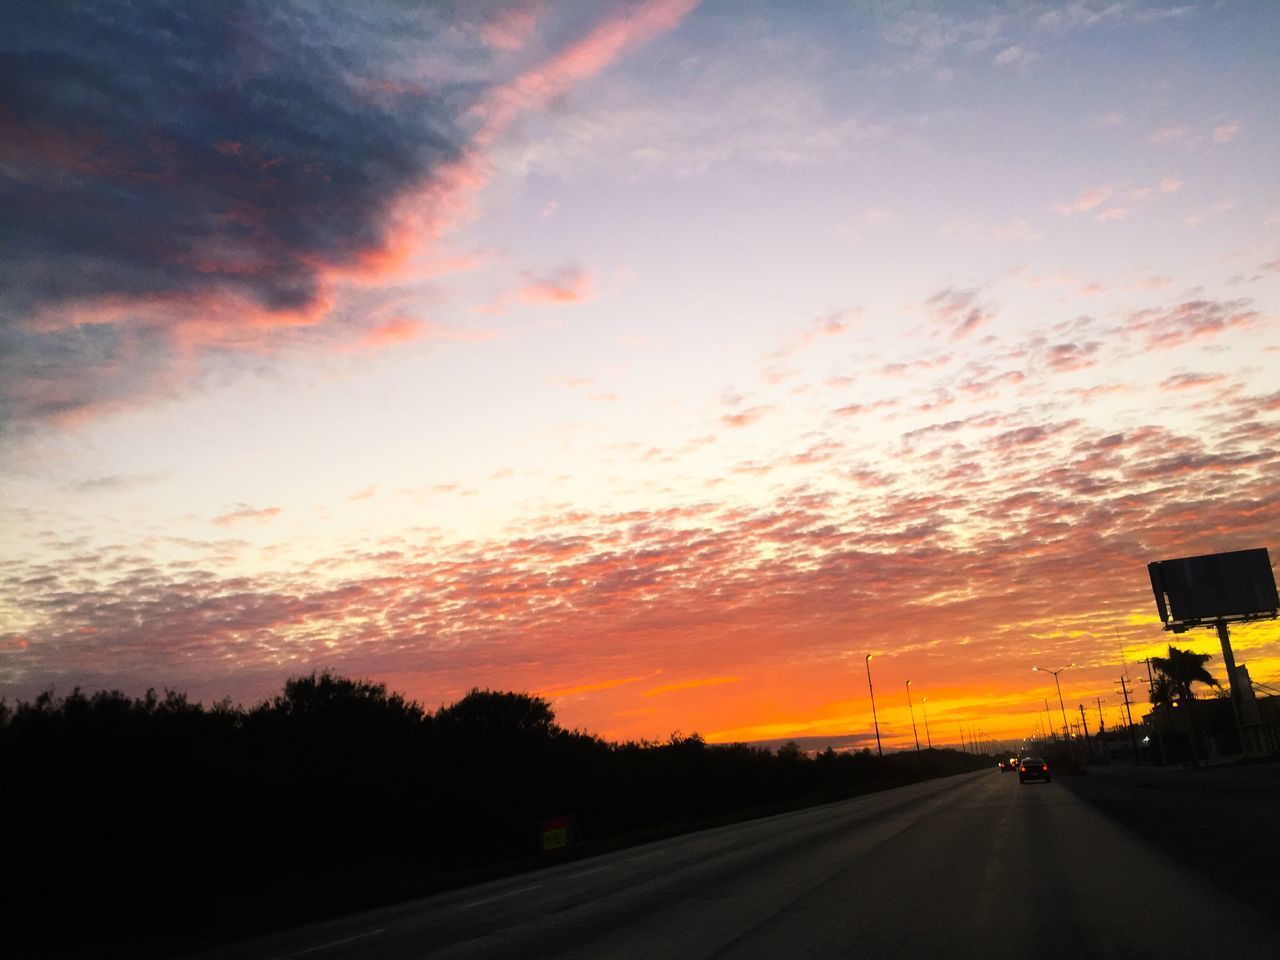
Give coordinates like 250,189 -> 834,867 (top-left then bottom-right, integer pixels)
1216,619 -> 1248,754
1146,548 -> 1278,759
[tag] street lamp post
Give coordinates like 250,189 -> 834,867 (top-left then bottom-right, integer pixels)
921,696 -> 933,750
1033,664 -> 1076,741
865,654 -> 883,757
906,680 -> 921,753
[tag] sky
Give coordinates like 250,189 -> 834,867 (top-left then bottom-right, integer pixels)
3,0 -> 1279,749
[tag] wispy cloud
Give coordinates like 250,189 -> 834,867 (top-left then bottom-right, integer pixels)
1212,120 -> 1243,143
519,266 -> 595,305
993,44 -> 1035,67
1053,186 -> 1111,215
927,287 -> 996,340
1184,199 -> 1238,226
721,406 -> 772,429
212,504 -> 283,526
645,676 -> 743,697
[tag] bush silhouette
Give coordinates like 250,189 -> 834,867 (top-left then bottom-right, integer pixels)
0,673 -> 990,956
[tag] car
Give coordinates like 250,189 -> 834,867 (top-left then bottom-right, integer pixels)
1018,757 -> 1051,783
998,757 -> 1018,771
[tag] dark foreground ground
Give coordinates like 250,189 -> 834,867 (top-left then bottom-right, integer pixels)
187,769 -> 1279,960
1061,757 -> 1280,926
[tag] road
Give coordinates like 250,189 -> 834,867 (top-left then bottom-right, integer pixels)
190,770 -> 1278,960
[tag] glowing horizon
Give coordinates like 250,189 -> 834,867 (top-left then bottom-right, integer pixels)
3,0 -> 1279,748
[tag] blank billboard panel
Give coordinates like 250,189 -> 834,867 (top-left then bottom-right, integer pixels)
1148,548 -> 1279,629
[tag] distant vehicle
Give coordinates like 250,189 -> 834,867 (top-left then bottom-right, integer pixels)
999,757 -> 1018,771
1018,757 -> 1051,783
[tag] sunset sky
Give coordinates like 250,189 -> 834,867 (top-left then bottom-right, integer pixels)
3,0 -> 1279,748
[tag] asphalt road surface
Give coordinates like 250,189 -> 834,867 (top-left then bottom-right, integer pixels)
190,770 -> 1278,960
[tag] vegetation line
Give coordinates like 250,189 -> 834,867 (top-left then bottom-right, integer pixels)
1,672 -> 991,956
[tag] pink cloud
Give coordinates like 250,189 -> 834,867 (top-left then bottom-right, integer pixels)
479,2 -> 542,51
1184,199 -> 1237,226
1160,372 -> 1232,391
927,287 -> 996,340
1043,341 -> 1102,372
213,504 -> 282,526
519,265 -> 594,305
8,393 -> 1280,743
1149,125 -> 1188,145
1124,298 -> 1260,349
1053,186 -> 1110,215
357,316 -> 426,349
721,405 -> 772,428
475,0 -> 699,146
1212,120 -> 1242,143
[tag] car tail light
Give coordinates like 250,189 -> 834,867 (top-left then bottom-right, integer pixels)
1019,766 -> 1026,772
1042,764 -> 1048,772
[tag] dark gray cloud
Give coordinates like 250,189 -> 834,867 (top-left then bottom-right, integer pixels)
0,0 -> 472,316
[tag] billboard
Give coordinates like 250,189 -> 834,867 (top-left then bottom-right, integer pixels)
1148,548 -> 1279,631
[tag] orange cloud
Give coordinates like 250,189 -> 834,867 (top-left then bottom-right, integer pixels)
358,316 -> 426,349
539,675 -> 649,699
645,676 -> 743,697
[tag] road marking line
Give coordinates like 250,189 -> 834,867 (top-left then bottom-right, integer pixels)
270,927 -> 386,959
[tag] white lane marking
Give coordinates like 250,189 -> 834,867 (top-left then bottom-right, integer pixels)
457,882 -> 545,910
455,860 -> 614,912
270,927 -> 386,959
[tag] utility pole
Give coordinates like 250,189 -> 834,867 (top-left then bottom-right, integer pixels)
1078,703 -> 1092,762
1116,675 -> 1139,764
1095,697 -> 1105,733
1033,664 -> 1074,741
905,680 -> 921,754
921,696 -> 933,750
865,654 -> 883,758
1142,657 -> 1168,765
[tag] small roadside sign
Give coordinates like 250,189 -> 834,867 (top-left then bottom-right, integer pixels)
539,815 -> 577,852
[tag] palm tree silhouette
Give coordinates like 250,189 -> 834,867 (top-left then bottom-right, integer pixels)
1150,645 -> 1221,705
1150,645 -> 1221,766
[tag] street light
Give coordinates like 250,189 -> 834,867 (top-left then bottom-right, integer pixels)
920,695 -> 933,750
905,680 -> 921,753
866,654 -> 883,757
1033,663 -> 1076,740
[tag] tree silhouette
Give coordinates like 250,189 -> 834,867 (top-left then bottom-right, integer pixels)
434,688 -> 557,739
1150,645 -> 1221,705
1,673 -> 992,956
